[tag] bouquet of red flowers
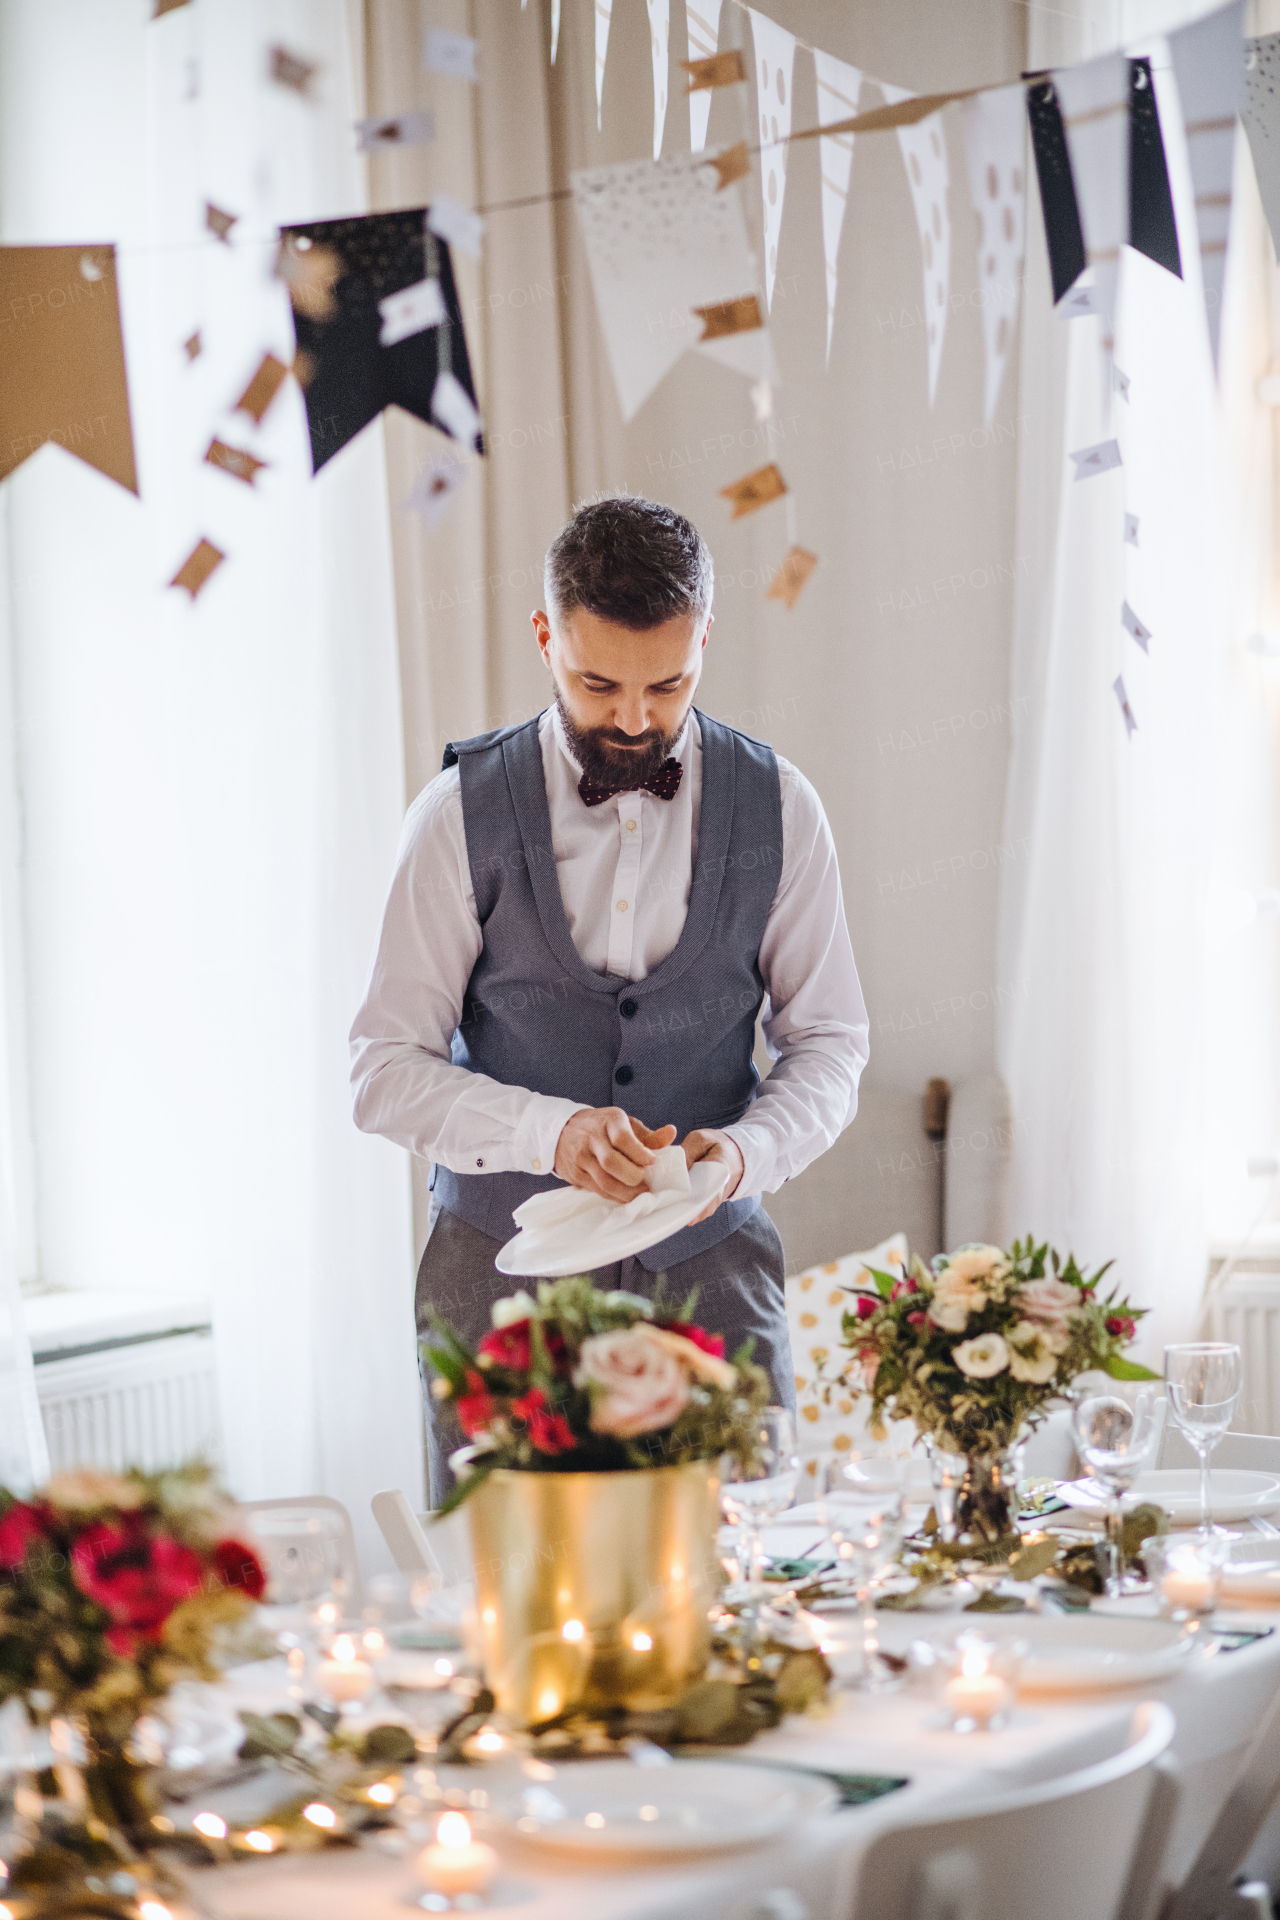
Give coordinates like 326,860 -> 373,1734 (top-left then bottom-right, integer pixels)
0,1463 -> 265,1742
425,1275 -> 769,1511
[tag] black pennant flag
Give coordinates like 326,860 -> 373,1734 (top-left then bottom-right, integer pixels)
1129,58 -> 1181,278
279,207 -> 482,474
1026,79 -> 1086,305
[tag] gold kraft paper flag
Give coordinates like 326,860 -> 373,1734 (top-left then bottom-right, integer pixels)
720,462 -> 787,518
708,142 -> 750,190
693,295 -> 763,340
205,438 -> 267,485
205,203 -> 238,243
0,244 -> 138,493
766,546 -> 818,608
234,352 -> 290,424
169,538 -> 225,599
682,50 -> 746,91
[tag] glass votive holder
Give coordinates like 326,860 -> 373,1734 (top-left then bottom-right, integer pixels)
940,1632 -> 1018,1733
1143,1535 -> 1224,1623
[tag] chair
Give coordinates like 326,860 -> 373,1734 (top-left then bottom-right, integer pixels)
1158,1427 -> 1280,1475
371,1488 -> 471,1588
240,1495 -> 363,1610
1159,1676 -> 1280,1920
847,1702 -> 1178,1920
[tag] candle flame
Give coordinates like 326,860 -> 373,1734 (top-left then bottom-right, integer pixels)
193,1812 -> 228,1840
630,1630 -> 654,1652
139,1902 -> 172,1920
561,1618 -> 585,1642
362,1629 -> 386,1654
367,1782 -> 396,1805
474,1727 -> 505,1753
243,1830 -> 275,1853
537,1688 -> 561,1717
437,1812 -> 472,1849
961,1649 -> 988,1680
332,1634 -> 357,1662
434,1657 -> 454,1676
303,1803 -> 338,1829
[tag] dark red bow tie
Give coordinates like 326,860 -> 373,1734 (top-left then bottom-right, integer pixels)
577,759 -> 684,807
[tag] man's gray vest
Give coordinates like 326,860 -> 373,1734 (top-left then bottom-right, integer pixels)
430,709 -> 784,1269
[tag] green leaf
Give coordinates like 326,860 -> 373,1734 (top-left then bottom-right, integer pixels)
875,1584 -> 926,1611
1006,1538 -> 1059,1582
773,1649 -> 832,1715
1102,1354 -> 1161,1381
963,1590 -> 1027,1613
674,1678 -> 741,1742
362,1724 -> 417,1765
238,1710 -> 302,1760
868,1267 -> 897,1299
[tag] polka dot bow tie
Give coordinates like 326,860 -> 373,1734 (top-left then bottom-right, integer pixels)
577,759 -> 684,807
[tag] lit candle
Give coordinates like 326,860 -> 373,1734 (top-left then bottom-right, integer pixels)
1162,1568 -> 1216,1614
944,1649 -> 1012,1731
417,1812 -> 498,1898
316,1633 -> 375,1704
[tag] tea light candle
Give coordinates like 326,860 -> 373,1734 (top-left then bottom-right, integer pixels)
944,1650 -> 1012,1731
417,1812 -> 497,1898
1162,1567 -> 1216,1614
316,1633 -> 375,1704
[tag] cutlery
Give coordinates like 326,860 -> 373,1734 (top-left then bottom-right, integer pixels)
1250,1515 -> 1280,1538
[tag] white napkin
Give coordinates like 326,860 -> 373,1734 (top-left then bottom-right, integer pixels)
511,1142 -> 702,1234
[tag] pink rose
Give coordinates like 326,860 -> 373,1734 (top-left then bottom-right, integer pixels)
575,1327 -> 691,1438
1018,1277 -> 1080,1328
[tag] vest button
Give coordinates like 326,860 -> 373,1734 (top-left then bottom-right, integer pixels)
619,998 -> 637,1019
614,1064 -> 634,1086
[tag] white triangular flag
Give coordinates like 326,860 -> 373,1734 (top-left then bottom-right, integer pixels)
686,0 -> 724,152
1053,53 -> 1129,357
958,84 -> 1026,425
431,371 -> 483,449
1122,600 -> 1152,651
378,276 -> 446,346
648,0 -> 670,160
881,82 -> 951,406
551,0 -> 561,64
1114,673 -> 1138,737
1069,436 -> 1122,478
813,49 -> 862,365
749,10 -> 796,308
1124,511 -> 1139,546
1170,0 -> 1245,370
596,0 -> 614,130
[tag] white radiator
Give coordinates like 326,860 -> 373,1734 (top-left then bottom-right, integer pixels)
1207,1263 -> 1280,1435
35,1328 -> 222,1475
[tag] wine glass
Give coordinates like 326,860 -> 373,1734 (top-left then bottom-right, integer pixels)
1072,1384 -> 1165,1596
816,1450 -> 910,1689
1164,1343 -> 1244,1537
719,1407 -> 799,1612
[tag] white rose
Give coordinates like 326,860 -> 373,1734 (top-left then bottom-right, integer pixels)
575,1327 -> 691,1437
491,1289 -> 538,1328
953,1333 -> 1010,1379
928,1291 -> 974,1333
1017,1277 -> 1079,1328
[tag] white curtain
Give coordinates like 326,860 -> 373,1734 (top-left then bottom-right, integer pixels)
998,0 -> 1280,1364
0,0 -> 423,1564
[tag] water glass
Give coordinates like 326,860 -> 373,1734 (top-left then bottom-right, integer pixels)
719,1407 -> 800,1602
816,1449 -> 910,1690
1072,1384 -> 1165,1596
1143,1534 -> 1225,1627
1164,1343 -> 1243,1537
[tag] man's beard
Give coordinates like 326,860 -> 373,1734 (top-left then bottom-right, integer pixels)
555,692 -> 687,785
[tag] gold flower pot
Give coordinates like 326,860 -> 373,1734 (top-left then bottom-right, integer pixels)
466,1462 -> 722,1724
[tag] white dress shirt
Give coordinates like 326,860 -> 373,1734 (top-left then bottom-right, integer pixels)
350,708 -> 869,1200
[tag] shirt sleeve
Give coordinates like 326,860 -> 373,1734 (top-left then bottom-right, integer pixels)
349,771 -> 587,1176
721,760 -> 869,1198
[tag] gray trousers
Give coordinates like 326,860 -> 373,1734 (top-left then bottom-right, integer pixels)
415,1203 -> 795,1508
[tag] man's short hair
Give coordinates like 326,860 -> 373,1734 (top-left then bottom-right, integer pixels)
543,495 -> 713,631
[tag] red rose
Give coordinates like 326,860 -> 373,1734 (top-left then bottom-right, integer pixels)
71,1516 -> 203,1635
890,1277 -> 918,1299
657,1322 -> 726,1360
1106,1314 -> 1136,1341
907,1310 -> 927,1327
854,1295 -> 878,1320
214,1539 -> 266,1600
456,1370 -> 496,1439
0,1503 -> 45,1572
511,1387 -> 575,1456
477,1320 -> 570,1374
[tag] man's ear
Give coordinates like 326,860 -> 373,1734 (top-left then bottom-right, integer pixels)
532,609 -> 553,667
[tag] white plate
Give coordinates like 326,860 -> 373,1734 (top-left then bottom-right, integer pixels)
867,1611 -> 1193,1695
1057,1469 -> 1280,1528
487,1758 -> 836,1858
495,1162 -> 727,1276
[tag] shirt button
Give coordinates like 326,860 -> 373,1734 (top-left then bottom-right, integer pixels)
476,1158 -> 484,1168
615,1064 -> 634,1086
531,1158 -> 541,1171
619,998 -> 638,1019
626,819 -> 637,831
616,899 -> 628,912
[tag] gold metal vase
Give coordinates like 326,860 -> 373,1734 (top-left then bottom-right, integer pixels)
466,1462 -> 722,1724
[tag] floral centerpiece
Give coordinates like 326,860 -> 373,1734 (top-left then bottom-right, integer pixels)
835,1239 -> 1158,1539
0,1463 -> 265,1844
425,1277 -> 772,1726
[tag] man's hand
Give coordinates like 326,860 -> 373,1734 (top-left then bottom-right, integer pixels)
683,1128 -> 745,1224
554,1108 -> 677,1202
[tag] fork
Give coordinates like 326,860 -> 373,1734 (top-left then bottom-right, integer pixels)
1250,1515 -> 1280,1538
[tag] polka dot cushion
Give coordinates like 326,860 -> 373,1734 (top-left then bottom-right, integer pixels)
785,1232 -> 909,1483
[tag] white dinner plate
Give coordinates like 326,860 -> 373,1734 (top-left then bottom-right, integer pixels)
868,1611 -> 1194,1695
495,1162 -> 727,1276
486,1758 -> 837,1858
1057,1469 -> 1280,1528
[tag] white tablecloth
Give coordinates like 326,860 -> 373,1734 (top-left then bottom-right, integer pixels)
198,1603 -> 1280,1920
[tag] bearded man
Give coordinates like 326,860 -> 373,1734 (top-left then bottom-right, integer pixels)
350,495 -> 869,1499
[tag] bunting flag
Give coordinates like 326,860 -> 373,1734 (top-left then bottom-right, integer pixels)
1054,52 -> 1129,357
595,0 -> 613,130
1026,80 -> 1086,306
881,83 -> 951,406
648,0 -> 670,160
1129,58 -> 1180,277
0,244 -> 138,492
279,209 -> 481,471
1243,31 -> 1280,261
685,0 -> 724,152
958,84 -> 1026,426
551,0 -> 561,64
1170,0 -> 1245,370
749,10 -> 796,307
813,49 -> 863,366
571,148 -> 767,420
